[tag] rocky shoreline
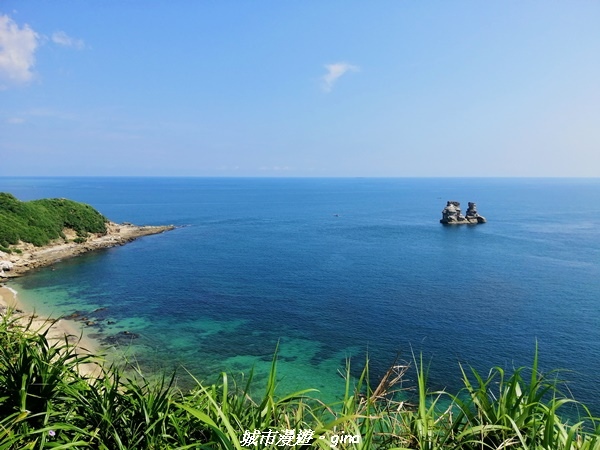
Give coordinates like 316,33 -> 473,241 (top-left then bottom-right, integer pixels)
0,221 -> 175,278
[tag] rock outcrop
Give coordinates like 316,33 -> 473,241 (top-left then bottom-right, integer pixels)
0,259 -> 13,277
440,201 -> 486,225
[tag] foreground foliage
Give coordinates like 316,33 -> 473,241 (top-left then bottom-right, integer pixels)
0,310 -> 599,449
0,193 -> 107,249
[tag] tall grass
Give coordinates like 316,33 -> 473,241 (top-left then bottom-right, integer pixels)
0,308 -> 598,449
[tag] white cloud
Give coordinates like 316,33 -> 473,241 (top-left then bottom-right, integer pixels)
7,117 -> 25,124
321,62 -> 359,93
0,14 -> 39,88
51,31 -> 85,50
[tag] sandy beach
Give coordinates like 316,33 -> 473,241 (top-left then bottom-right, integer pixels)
0,284 -> 103,377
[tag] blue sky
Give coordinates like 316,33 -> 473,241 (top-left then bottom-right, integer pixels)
1,2 -> 599,177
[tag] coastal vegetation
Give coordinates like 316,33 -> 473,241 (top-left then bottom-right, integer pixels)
0,310 -> 599,449
0,193 -> 107,251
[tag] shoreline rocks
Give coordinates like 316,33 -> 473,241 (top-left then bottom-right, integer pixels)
0,221 -> 175,278
440,201 -> 486,225
0,261 -> 13,278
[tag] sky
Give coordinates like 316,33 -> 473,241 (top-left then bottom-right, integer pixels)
1,1 -> 599,177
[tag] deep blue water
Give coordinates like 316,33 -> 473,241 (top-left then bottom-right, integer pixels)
2,177 -> 600,411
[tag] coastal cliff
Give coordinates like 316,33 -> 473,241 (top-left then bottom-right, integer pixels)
0,193 -> 174,277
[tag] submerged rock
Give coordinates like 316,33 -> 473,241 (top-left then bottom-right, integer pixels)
440,201 -> 486,224
101,330 -> 141,346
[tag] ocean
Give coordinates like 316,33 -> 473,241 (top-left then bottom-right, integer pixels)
2,177 -> 600,412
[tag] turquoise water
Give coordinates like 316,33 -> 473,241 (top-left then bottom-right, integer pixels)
2,177 -> 600,410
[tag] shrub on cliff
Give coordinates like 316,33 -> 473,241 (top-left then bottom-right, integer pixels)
0,193 -> 108,247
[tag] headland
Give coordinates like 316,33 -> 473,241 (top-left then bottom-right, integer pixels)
0,221 -> 175,278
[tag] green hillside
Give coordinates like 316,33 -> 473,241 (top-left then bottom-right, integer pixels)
0,193 -> 108,250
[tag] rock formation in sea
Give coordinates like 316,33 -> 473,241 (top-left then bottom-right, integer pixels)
440,201 -> 486,224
